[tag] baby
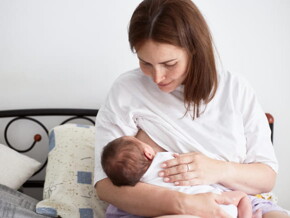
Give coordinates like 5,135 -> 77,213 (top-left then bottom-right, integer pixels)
101,136 -> 255,218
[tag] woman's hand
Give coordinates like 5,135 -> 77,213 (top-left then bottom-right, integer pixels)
159,152 -> 227,186
181,192 -> 233,218
159,152 -> 276,194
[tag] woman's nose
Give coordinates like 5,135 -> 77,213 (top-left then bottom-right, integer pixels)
152,67 -> 165,83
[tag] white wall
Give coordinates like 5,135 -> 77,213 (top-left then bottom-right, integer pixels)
0,0 -> 289,209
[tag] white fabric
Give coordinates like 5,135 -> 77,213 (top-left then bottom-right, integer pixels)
0,143 -> 41,190
94,68 -> 278,184
141,152 -> 237,217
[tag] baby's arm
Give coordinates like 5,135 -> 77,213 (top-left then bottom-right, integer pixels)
221,191 -> 253,218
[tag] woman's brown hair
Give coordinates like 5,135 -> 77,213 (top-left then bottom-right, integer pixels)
129,0 -> 217,119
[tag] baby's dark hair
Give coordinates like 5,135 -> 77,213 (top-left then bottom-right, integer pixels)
101,136 -> 151,186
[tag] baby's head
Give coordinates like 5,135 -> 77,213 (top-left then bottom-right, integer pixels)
101,136 -> 155,186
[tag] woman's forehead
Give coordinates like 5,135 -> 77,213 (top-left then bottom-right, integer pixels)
136,40 -> 187,63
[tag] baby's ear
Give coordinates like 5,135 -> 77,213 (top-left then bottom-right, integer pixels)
144,148 -> 154,160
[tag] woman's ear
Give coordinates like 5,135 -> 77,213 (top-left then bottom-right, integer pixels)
144,147 -> 155,160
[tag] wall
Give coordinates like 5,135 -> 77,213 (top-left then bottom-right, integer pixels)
0,0 -> 289,209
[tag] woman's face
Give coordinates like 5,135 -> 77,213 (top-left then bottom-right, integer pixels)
136,40 -> 189,93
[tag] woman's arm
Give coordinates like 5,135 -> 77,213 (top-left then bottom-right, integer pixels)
160,152 -> 276,195
96,178 -> 180,216
220,160 -> 276,194
96,178 -> 233,218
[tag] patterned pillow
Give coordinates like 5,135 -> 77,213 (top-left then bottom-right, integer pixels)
36,124 -> 108,218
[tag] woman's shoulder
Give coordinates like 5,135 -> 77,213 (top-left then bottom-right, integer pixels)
218,69 -> 253,91
110,68 -> 156,94
215,69 -> 257,108
107,68 -> 154,98
115,68 -> 148,85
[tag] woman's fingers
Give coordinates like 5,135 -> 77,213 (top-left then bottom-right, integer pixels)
160,153 -> 199,179
168,172 -> 192,182
160,168 -> 207,186
160,163 -> 190,177
159,152 -> 223,185
161,152 -> 197,168
159,156 -> 198,184
162,170 -> 197,182
173,179 -> 203,186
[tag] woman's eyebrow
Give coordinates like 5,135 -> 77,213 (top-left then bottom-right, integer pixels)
137,57 -> 148,63
138,57 -> 177,64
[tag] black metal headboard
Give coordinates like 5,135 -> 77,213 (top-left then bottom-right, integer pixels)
0,108 -> 98,188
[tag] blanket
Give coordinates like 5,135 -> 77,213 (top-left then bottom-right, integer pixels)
0,184 -> 48,218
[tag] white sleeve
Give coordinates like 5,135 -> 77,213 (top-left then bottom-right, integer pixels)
94,80 -> 139,184
238,79 -> 278,172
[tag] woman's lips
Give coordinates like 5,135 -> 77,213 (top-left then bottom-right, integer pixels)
158,81 -> 172,87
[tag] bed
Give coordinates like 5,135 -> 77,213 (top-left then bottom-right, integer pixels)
0,108 -> 108,218
0,108 -> 275,218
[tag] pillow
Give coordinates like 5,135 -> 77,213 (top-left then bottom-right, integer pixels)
0,143 -> 41,190
36,124 -> 108,218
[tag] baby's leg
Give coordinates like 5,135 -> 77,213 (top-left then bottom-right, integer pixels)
221,191 -> 252,218
237,195 -> 253,218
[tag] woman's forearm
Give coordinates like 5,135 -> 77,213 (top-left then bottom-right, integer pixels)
96,178 -> 236,217
96,178 -> 183,216
160,152 -> 276,195
219,162 -> 276,195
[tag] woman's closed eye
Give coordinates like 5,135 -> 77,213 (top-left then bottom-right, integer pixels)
164,62 -> 177,69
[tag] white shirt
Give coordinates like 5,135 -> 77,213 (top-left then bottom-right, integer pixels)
94,68 -> 278,184
141,152 -> 238,218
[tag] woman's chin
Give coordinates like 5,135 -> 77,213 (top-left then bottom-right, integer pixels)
158,86 -> 175,93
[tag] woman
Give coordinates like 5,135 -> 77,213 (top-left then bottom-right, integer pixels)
94,0 -> 289,217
